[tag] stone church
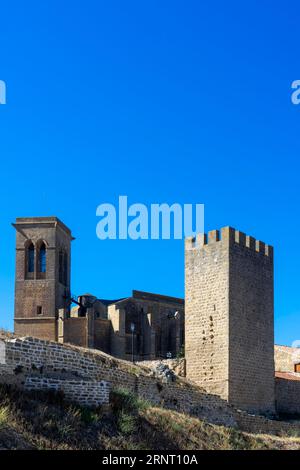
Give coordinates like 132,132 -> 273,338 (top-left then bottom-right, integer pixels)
13,217 -> 185,362
13,216 -> 280,416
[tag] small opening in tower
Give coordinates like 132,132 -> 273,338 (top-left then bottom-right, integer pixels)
294,363 -> 300,373
37,306 -> 43,316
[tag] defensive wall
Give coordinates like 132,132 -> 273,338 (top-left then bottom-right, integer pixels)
1,336 -> 300,435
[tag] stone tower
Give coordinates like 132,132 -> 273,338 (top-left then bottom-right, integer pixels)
13,217 -> 74,341
185,227 -> 275,415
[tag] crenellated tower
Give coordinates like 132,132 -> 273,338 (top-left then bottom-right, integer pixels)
185,227 -> 275,415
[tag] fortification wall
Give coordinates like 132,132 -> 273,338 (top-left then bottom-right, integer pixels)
1,336 -> 300,436
0,336 -> 235,426
275,345 -> 300,372
24,376 -> 110,407
275,375 -> 300,416
234,410 -> 300,436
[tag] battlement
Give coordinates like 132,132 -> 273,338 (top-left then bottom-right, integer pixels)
185,226 -> 273,258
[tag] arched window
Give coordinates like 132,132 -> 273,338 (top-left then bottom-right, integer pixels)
39,243 -> 46,273
27,243 -> 35,273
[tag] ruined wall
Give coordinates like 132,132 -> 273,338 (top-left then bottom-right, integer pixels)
185,227 -> 275,416
275,345 -> 300,372
0,336 -> 236,427
234,409 -> 300,436
1,336 -> 300,435
24,376 -> 110,407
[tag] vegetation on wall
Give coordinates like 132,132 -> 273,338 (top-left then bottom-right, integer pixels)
0,384 -> 300,450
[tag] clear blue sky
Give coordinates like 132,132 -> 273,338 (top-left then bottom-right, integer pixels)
0,1 -> 299,345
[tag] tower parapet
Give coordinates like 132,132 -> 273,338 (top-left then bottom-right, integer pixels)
185,226 -> 273,258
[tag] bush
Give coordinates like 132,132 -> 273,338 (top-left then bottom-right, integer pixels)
117,411 -> 136,435
110,388 -> 150,436
0,406 -> 10,429
80,407 -> 99,425
111,388 -> 150,414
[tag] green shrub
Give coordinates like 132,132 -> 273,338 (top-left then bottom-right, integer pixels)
0,406 -> 10,429
80,407 -> 99,425
117,410 -> 136,435
110,388 -> 150,436
111,388 -> 150,414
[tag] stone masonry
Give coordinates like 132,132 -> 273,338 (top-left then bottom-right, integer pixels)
1,336 -> 300,436
11,216 -> 300,420
24,376 -> 110,407
0,336 -> 236,426
13,217 -> 74,342
185,227 -> 275,415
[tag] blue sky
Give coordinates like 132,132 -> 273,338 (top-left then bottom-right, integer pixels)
0,1 -> 299,345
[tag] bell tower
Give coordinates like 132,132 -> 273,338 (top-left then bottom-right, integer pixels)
13,217 -> 74,341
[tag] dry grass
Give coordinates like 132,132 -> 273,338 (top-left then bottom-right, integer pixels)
0,384 -> 300,450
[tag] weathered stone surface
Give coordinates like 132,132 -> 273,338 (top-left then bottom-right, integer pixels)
185,227 -> 275,416
275,345 -> 300,372
24,376 -> 110,407
13,217 -> 73,342
0,341 -> 5,365
140,358 -> 186,377
1,336 -> 300,435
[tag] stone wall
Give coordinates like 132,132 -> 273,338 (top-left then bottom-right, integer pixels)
0,336 -> 235,426
24,376 -> 110,407
64,317 -> 88,347
1,336 -> 300,435
234,409 -> 300,436
275,345 -> 300,373
275,374 -> 300,416
94,318 -> 111,354
14,318 -> 57,343
0,341 -> 5,365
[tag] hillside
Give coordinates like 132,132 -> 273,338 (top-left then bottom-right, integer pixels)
0,384 -> 300,450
